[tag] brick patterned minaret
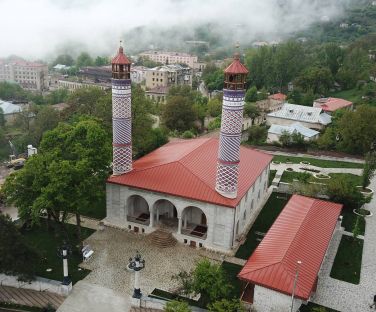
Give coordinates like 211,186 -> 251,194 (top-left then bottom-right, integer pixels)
112,42 -> 132,175
215,50 -> 249,198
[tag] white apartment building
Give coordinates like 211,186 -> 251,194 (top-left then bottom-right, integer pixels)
145,64 -> 192,90
139,51 -> 198,68
0,59 -> 48,91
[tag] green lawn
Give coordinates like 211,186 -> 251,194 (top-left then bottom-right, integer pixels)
299,302 -> 339,312
21,220 -> 94,284
221,261 -> 243,298
268,170 -> 277,186
329,88 -> 364,105
272,155 -> 363,169
235,192 -> 291,259
280,171 -> 362,185
341,209 -> 365,235
330,235 -> 363,284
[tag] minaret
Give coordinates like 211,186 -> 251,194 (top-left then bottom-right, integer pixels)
215,49 -> 249,199
112,42 -> 132,175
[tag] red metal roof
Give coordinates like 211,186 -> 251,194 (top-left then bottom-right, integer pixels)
268,93 -> 287,101
224,54 -> 249,74
112,46 -> 131,65
238,195 -> 342,300
107,138 -> 272,208
315,97 -> 353,112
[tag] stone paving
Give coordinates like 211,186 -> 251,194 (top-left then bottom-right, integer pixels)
79,227 -> 222,297
311,176 -> 376,312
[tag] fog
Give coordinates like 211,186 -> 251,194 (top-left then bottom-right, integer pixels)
0,0 -> 351,60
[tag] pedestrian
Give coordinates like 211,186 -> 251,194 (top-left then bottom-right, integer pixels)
370,294 -> 376,309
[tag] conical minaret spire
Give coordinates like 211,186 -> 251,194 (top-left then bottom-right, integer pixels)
215,47 -> 249,198
111,41 -> 132,175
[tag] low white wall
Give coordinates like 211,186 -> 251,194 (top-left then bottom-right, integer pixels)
0,273 -> 67,296
253,285 -> 302,312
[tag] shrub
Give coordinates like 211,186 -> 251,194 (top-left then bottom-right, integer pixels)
182,130 -> 195,139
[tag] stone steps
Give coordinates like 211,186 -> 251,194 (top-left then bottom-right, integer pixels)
148,229 -> 177,248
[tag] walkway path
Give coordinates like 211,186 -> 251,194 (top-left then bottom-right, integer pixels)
311,176 -> 376,312
0,286 -> 64,310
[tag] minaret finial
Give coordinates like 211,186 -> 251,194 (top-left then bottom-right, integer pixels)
234,42 -> 240,60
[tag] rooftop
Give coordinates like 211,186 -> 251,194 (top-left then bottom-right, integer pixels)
267,103 -> 332,125
107,138 -> 272,208
268,93 -> 287,101
238,195 -> 342,300
112,46 -> 131,65
314,97 -> 353,112
268,122 -> 320,138
0,100 -> 22,115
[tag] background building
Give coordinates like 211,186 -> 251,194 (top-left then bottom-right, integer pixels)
266,103 -> 332,130
313,97 -> 353,114
0,59 -> 48,91
145,64 -> 192,103
139,51 -> 198,68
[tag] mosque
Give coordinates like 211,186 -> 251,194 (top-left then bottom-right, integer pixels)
105,44 -> 272,253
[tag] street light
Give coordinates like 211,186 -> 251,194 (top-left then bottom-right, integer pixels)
128,251 -> 145,299
290,260 -> 302,312
57,241 -> 73,294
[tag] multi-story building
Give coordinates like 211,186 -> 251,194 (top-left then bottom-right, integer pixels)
0,59 -> 48,91
139,51 -> 198,68
145,64 -> 192,103
78,66 -> 112,83
130,66 -> 148,84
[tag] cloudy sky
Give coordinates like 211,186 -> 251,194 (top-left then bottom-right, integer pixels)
0,0 -> 350,59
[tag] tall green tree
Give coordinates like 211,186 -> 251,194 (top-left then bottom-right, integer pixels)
76,52 -> 94,68
3,118 -> 112,246
295,66 -> 333,94
163,86 -> 196,132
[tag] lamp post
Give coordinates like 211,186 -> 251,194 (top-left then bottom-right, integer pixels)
57,241 -> 72,295
290,260 -> 302,312
128,251 -> 145,299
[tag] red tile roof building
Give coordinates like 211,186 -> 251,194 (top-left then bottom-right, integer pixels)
106,137 -> 272,252
268,93 -> 287,101
238,195 -> 342,310
108,138 -> 272,208
313,97 -> 353,113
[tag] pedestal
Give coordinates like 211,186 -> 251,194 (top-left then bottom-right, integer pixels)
60,282 -> 72,297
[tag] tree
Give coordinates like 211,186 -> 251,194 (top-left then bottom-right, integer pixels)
279,130 -> 292,147
135,56 -> 162,68
208,299 -> 245,312
52,54 -> 74,66
76,52 -> 94,68
164,300 -> 191,312
326,175 -> 369,210
163,86 -> 196,132
3,118 -> 112,246
243,103 -> 260,125
30,106 -> 60,145
191,259 -> 231,304
94,56 -> 110,66
207,98 -> 222,117
248,125 -> 267,145
202,63 -> 224,92
0,214 -> 41,281
295,66 -> 333,94
0,107 -> 5,128
45,88 -> 69,105
245,86 -> 258,102
361,151 -> 376,189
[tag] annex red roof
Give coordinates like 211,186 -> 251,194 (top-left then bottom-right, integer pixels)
238,195 -> 342,300
112,46 -> 131,65
314,97 -> 353,112
224,53 -> 249,75
269,93 -> 287,101
107,138 -> 272,208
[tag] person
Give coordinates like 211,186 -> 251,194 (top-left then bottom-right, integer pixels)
370,294 -> 376,309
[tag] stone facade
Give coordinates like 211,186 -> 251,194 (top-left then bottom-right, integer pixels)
105,165 -> 270,254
